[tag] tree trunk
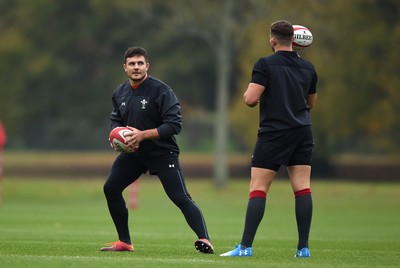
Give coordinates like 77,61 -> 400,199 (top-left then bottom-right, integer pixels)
214,0 -> 232,188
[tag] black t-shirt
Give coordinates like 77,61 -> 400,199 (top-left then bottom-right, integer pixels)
251,51 -> 317,132
110,76 -> 182,158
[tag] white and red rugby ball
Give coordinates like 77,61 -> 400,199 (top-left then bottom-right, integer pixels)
109,127 -> 138,153
292,25 -> 313,49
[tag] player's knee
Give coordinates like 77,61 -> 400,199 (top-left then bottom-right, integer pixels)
103,180 -> 121,199
103,182 -> 112,197
171,194 -> 192,209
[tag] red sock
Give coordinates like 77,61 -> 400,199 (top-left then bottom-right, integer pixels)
294,188 -> 311,198
249,190 -> 266,199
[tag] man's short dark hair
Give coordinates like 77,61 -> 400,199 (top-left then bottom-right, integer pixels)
124,46 -> 148,63
270,20 -> 293,46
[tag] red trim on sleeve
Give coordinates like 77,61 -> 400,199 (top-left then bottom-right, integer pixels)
294,188 -> 311,198
250,190 -> 266,199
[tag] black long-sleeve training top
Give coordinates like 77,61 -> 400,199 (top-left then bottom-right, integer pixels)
110,76 -> 182,158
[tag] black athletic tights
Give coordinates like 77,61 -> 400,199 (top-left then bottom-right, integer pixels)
103,153 -> 210,244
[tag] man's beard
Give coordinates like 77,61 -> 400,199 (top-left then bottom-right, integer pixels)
130,73 -> 146,81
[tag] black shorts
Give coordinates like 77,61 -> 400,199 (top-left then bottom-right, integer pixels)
109,152 -> 181,179
251,126 -> 314,172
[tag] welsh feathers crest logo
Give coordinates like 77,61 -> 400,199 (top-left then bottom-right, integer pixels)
141,99 -> 148,109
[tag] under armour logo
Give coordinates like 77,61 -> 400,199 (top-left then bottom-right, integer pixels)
121,102 -> 126,107
239,249 -> 248,256
141,99 -> 148,109
169,164 -> 175,168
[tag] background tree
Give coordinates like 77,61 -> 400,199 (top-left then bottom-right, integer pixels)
1,0 -> 399,169
153,0 -> 276,187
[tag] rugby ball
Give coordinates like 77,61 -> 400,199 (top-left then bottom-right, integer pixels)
292,25 -> 313,49
109,127 -> 138,153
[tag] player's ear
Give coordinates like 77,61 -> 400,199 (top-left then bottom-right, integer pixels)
146,62 -> 150,71
123,64 -> 127,72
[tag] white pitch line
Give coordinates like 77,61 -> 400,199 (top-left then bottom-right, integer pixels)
0,254 -> 217,263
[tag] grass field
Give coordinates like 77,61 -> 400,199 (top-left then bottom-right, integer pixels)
0,176 -> 399,267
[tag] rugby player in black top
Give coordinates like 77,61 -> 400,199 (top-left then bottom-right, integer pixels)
220,20 -> 317,258
100,47 -> 214,254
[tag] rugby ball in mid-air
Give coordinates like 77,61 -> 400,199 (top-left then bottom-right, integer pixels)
109,127 -> 138,153
292,25 -> 313,49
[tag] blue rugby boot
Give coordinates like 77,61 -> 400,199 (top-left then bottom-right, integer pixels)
295,247 -> 311,258
220,244 -> 252,257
